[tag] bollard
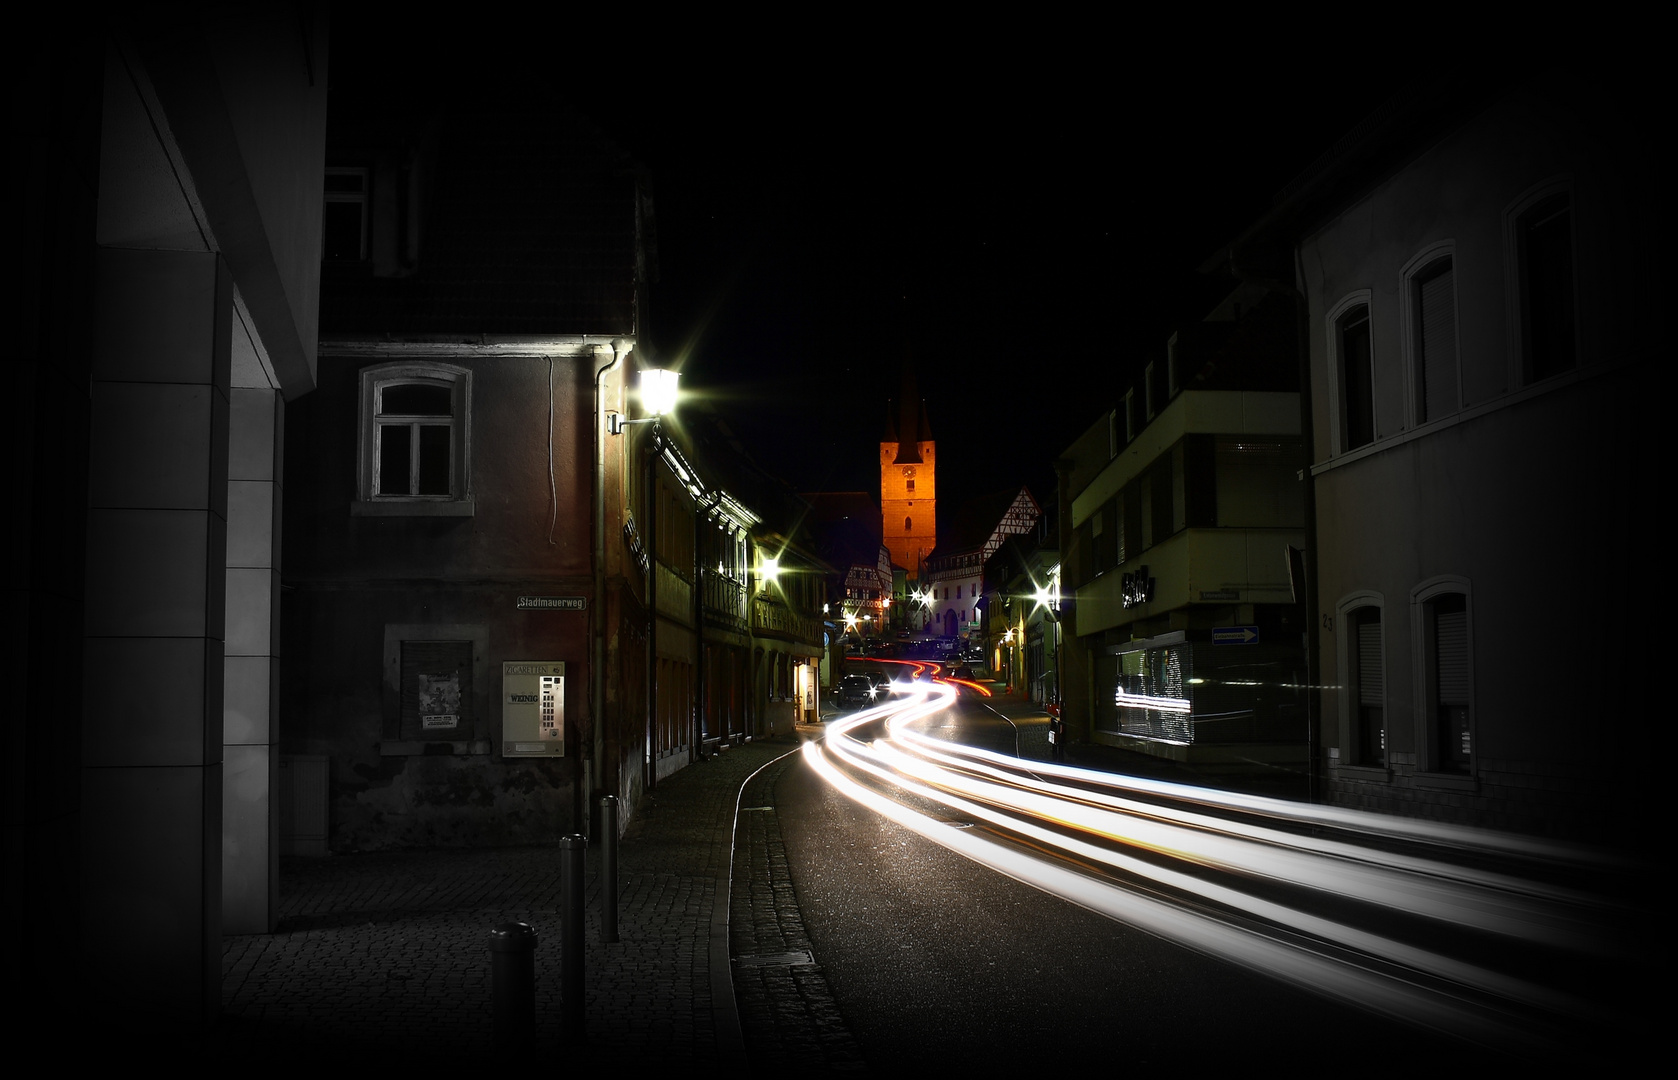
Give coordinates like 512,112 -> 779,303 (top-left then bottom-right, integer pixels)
489,921 -> 538,1056
559,833 -> 587,1040
598,795 -> 619,944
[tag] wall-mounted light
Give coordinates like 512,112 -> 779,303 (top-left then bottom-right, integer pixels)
608,367 -> 680,434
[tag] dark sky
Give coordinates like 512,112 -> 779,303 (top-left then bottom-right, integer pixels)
332,18 -> 1417,512
575,70 -> 1415,510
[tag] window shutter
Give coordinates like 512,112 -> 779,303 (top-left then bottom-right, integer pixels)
1357,616 -> 1383,706
1435,602 -> 1468,706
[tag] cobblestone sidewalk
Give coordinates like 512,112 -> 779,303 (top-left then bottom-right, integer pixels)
204,733 -> 859,1066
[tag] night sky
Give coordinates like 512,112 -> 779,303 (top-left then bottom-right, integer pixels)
334,18 -> 1427,512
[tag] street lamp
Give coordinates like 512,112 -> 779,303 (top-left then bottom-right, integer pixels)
608,368 -> 680,434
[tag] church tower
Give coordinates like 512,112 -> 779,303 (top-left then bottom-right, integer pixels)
880,368 -> 935,581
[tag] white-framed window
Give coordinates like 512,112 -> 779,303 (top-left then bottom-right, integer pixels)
323,166 -> 370,262
1505,178 -> 1578,386
1326,291 -> 1376,454
355,362 -> 473,516
1336,591 -> 1386,769
1412,578 -> 1473,777
1402,243 -> 1459,425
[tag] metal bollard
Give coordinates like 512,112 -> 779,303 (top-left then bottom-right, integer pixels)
489,921 -> 538,1056
598,795 -> 619,943
559,833 -> 587,1039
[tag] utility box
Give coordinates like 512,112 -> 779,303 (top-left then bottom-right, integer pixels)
502,661 -> 565,757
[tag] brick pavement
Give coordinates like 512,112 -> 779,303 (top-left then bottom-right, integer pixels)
201,732 -> 864,1067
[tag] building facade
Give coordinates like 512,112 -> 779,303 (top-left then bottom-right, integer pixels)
1060,288 -> 1308,771
282,80 -> 672,849
16,10 -> 328,1030
1209,69 -> 1656,838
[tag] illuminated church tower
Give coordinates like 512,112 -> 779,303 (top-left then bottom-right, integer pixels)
880,370 -> 935,581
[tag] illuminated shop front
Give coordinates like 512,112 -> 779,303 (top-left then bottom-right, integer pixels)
1097,632 -> 1306,751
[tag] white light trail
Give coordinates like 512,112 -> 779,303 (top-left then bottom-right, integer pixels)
808,685 -> 1644,1058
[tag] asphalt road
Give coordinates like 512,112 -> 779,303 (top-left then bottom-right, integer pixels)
770,710 -> 1515,1071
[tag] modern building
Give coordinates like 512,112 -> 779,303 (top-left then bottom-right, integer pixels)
16,10 -> 328,1030
1203,67 -> 1656,838
1059,286 -> 1308,772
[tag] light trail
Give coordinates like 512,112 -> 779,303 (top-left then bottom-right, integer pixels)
808,683 -> 1648,1058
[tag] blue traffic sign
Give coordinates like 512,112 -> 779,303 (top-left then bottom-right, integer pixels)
1212,626 -> 1260,645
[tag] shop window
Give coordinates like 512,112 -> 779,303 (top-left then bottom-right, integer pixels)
1406,248 -> 1459,423
356,363 -> 473,515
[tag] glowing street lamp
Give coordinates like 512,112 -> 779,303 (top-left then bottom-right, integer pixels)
607,367 -> 680,434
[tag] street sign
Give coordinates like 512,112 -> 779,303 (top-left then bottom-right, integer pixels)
1212,626 -> 1260,645
517,596 -> 586,610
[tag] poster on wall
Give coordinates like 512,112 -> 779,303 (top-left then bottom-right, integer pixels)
418,673 -> 460,730
502,661 -> 565,757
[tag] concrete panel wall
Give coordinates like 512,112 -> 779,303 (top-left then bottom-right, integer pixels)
83,246 -> 231,1029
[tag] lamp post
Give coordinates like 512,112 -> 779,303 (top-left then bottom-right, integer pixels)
1035,567 -> 1064,761
608,367 -> 679,791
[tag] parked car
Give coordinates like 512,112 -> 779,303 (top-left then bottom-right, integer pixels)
838,674 -> 876,707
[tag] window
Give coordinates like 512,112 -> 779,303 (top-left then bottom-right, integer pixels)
323,167 -> 370,262
1514,189 -> 1577,383
1407,250 -> 1458,423
1337,596 -> 1385,769
1414,581 -> 1473,776
401,639 -> 471,740
356,362 -> 473,515
1336,304 -> 1375,451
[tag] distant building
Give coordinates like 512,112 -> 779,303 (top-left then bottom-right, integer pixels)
923,488 -> 1041,642
982,510 -> 1061,704
880,368 -> 937,582
800,491 -> 892,664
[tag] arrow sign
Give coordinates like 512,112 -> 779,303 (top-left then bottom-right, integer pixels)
1212,626 -> 1260,645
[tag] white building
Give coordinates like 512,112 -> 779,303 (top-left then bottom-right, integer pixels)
1208,68 -> 1656,838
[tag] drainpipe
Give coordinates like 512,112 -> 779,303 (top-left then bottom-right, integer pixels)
593,338 -> 632,816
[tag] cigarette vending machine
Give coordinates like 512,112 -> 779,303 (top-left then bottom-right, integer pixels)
502,661 -> 565,757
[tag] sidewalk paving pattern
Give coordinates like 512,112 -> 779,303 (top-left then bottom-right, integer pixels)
208,732 -> 860,1066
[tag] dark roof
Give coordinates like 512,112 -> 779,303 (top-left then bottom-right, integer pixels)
798,492 -> 885,573
932,487 -> 1033,558
320,100 -> 645,337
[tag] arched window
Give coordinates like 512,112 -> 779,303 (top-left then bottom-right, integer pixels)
1403,244 -> 1458,424
1338,305 -> 1374,450
1413,578 -> 1473,776
1337,592 -> 1385,769
356,362 -> 473,515
905,516 -> 912,531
